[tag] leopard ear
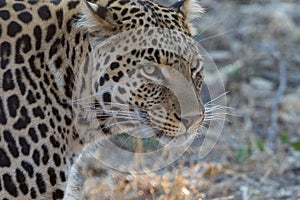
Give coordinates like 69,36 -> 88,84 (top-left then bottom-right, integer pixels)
78,0 -> 117,33
169,0 -> 204,35
170,0 -> 185,12
170,0 -> 204,18
85,1 -> 109,20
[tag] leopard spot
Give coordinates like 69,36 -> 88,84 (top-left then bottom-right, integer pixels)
67,1 -> 80,10
46,24 -> 56,42
16,168 -> 29,195
32,149 -> 41,166
7,21 -> 22,37
13,3 -> 26,11
13,107 -> 31,130
7,94 -> 20,117
47,167 -> 57,186
4,130 -> 19,158
30,187 -> 37,199
56,9 -> 63,29
0,147 -> 11,167
53,153 -> 61,167
19,137 -> 30,156
3,69 -> 15,91
38,5 -> 51,21
52,189 -> 64,200
18,12 -> 32,23
3,173 -> 18,197
0,10 -> 10,20
36,173 -> 46,194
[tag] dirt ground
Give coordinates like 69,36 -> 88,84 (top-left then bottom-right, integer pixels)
82,0 -> 300,199
193,0 -> 300,199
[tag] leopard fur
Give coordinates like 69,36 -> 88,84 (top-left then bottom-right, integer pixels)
0,0 -> 204,199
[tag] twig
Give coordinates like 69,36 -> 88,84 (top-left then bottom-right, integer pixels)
260,71 -> 300,88
211,195 -> 235,200
224,169 -> 260,187
240,185 -> 249,200
268,53 -> 287,142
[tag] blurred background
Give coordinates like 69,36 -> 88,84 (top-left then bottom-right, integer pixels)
86,0 -> 300,199
187,0 -> 300,199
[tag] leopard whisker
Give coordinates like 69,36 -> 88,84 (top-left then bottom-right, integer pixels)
133,126 -> 155,137
71,100 -> 149,114
100,111 -> 138,117
77,109 -> 139,118
204,113 -> 227,120
204,103 -> 233,110
76,115 -> 139,123
66,93 -> 103,103
204,112 -> 229,117
204,91 -> 229,105
85,114 -> 140,121
198,29 -> 233,43
117,126 -> 154,149
102,108 -> 148,114
101,120 -> 144,130
198,17 -> 230,36
71,101 -> 130,108
206,116 -> 228,121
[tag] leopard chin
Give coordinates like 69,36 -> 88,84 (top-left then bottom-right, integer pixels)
158,134 -> 195,146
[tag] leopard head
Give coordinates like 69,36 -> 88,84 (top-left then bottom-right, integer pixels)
77,0 -> 205,145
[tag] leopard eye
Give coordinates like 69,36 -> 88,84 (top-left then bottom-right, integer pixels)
143,65 -> 157,75
191,60 -> 199,71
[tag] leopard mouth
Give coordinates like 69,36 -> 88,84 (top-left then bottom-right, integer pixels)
104,108 -> 195,145
136,110 -> 195,145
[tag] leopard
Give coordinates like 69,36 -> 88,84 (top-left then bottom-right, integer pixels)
0,0 -> 205,199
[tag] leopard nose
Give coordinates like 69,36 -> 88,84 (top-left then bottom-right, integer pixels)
181,113 -> 204,129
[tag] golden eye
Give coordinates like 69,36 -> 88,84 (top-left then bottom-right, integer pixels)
143,65 -> 157,75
